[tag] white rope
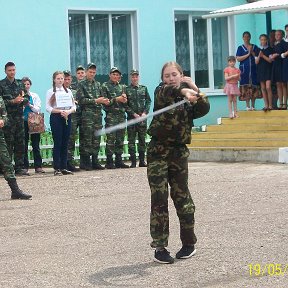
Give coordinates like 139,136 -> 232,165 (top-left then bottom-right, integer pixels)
95,98 -> 189,136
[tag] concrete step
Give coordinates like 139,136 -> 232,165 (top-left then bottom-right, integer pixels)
192,131 -> 288,139
188,147 -> 280,163
189,139 -> 288,147
237,110 -> 288,118
221,117 -> 288,125
205,124 -> 288,132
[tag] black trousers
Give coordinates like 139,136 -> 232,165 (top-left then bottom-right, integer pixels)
24,121 -> 43,169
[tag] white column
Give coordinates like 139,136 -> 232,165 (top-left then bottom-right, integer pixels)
85,14 -> 91,64
207,18 -> 214,89
188,14 -> 195,80
108,14 -> 114,67
228,15 -> 236,55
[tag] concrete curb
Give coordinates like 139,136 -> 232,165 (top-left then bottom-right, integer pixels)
189,147 -> 288,163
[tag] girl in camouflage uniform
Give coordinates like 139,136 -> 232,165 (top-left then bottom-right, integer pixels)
147,62 -> 209,264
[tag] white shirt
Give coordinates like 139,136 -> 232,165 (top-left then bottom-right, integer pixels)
46,86 -> 76,114
29,91 -> 41,113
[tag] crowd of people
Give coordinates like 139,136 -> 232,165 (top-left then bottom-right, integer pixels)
0,62 -> 151,197
0,59 -> 210,264
223,26 -> 288,118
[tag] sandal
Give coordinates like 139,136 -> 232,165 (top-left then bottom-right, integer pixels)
282,104 -> 287,110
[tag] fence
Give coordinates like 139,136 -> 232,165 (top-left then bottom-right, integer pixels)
28,132 -> 151,165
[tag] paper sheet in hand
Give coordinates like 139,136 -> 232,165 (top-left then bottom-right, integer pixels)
56,93 -> 73,108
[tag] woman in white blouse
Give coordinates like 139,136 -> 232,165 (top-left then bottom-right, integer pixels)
22,77 -> 45,174
46,71 -> 76,176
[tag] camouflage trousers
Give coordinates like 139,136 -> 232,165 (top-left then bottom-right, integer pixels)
79,109 -> 102,159
127,122 -> 147,155
3,115 -> 25,172
147,139 -> 197,248
0,129 -> 16,181
105,112 -> 126,156
67,111 -> 81,161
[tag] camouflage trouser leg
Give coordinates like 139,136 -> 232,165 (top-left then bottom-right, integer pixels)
147,141 -> 197,248
3,116 -> 25,171
106,128 -> 125,156
91,121 -> 102,160
137,124 -> 147,153
0,130 -> 16,181
79,110 -> 101,158
105,113 -> 125,156
114,128 -> 125,155
127,125 -> 137,155
67,112 -> 80,161
128,123 -> 147,155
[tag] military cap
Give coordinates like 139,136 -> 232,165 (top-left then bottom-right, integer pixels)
130,69 -> 139,75
87,63 -> 97,70
76,65 -> 85,71
63,70 -> 72,76
110,67 -> 121,75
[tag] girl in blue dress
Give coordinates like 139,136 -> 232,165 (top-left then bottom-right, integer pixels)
236,31 -> 259,111
271,30 -> 286,109
280,24 -> 288,109
255,34 -> 273,111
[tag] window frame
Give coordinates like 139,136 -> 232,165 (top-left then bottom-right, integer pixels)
173,9 -> 235,94
67,9 -> 139,73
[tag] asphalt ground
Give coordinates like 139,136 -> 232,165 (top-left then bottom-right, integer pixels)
1,162 -> 288,288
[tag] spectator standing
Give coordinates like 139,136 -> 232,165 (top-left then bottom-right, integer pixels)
22,77 -> 45,173
223,56 -> 241,118
255,34 -> 273,111
0,62 -> 29,176
236,31 -> 259,111
0,95 -> 32,199
126,69 -> 151,168
46,71 -> 76,176
67,65 -> 86,172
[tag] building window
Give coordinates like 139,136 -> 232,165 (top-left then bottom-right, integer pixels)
68,12 -> 137,84
175,13 -> 230,90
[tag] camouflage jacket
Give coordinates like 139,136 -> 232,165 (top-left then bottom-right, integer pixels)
101,80 -> 129,114
147,83 -> 210,145
0,96 -> 8,125
126,84 -> 151,119
0,77 -> 29,115
76,78 -> 102,112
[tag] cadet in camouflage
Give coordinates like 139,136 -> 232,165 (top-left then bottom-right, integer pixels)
126,70 -> 151,168
0,62 -> 29,176
0,95 -> 32,199
101,67 -> 130,169
76,63 -> 110,170
147,61 -> 210,264
64,69 -> 81,172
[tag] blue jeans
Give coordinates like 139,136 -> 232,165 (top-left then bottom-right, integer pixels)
50,113 -> 71,170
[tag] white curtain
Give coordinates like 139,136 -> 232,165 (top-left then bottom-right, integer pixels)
69,14 -> 87,73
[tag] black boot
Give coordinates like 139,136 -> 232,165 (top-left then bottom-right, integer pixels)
80,156 -> 92,171
67,160 -> 80,172
105,155 -> 116,169
139,152 -> 147,167
92,156 -> 105,170
130,154 -> 137,168
8,178 -> 32,200
115,154 -> 129,169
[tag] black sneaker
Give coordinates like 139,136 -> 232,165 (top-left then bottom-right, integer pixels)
154,248 -> 174,264
15,169 -> 30,176
61,169 -> 73,175
176,245 -> 196,259
54,169 -> 63,176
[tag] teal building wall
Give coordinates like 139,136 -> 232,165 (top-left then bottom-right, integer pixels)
0,1 -> 287,127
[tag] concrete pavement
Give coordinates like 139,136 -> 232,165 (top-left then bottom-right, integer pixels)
1,162 -> 288,288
